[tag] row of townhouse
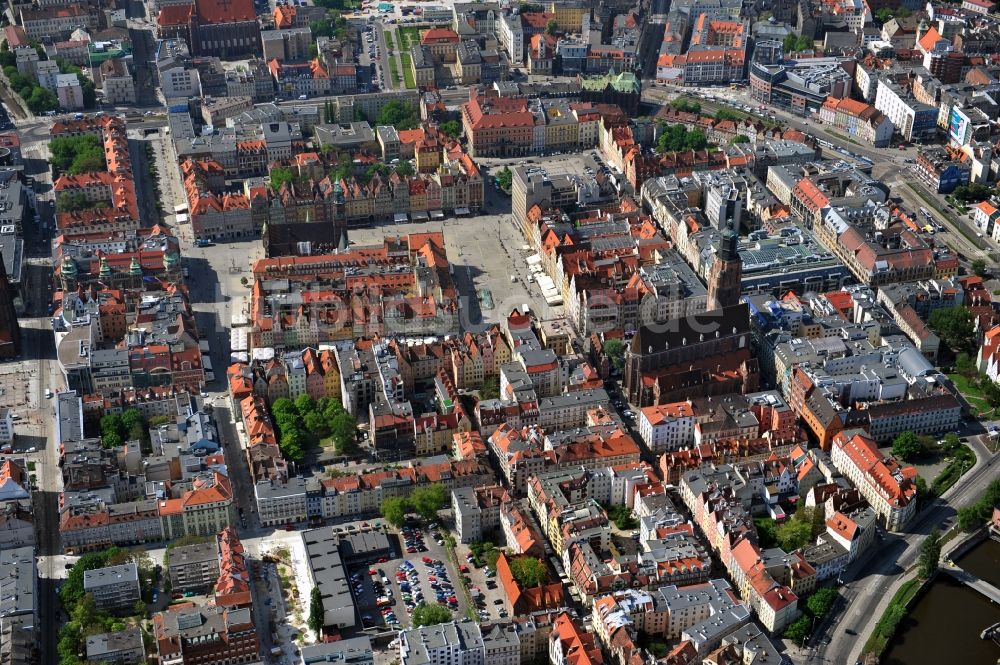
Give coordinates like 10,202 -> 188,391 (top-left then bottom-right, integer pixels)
253,459 -> 494,526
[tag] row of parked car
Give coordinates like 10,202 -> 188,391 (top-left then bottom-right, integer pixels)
403,525 -> 428,554
421,557 -> 458,609
368,568 -> 400,628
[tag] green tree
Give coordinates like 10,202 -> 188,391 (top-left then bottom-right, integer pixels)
891,431 -> 924,461
26,85 -> 58,114
496,166 -> 512,191
270,167 -> 299,191
308,587 -> 325,636
783,33 -> 814,53
603,338 -> 626,372
329,411 -> 358,455
755,518 -> 778,548
412,602 -> 452,627
955,352 -> 975,375
607,504 -> 638,530
149,415 -> 172,427
395,161 -> 415,177
508,556 -> 547,588
367,163 -> 390,180
794,506 -> 827,539
669,98 -> 700,114
294,394 -> 317,416
470,541 -> 502,569
929,306 -> 977,356
805,588 -> 839,618
280,428 -> 305,462
380,496 -> 410,526
776,518 -> 812,551
68,148 -> 106,174
952,183 -> 993,203
440,120 -> 462,138
656,124 -> 713,153
941,432 -> 962,454
684,129 -> 708,151
410,484 -> 447,520
56,192 -> 90,212
69,593 -> 101,629
58,622 -> 83,665
730,134 -> 751,144
783,615 -> 812,644
303,410 -> 329,437
957,479 -> 1000,531
377,100 -> 420,130
545,18 -> 558,34
480,376 -> 501,400
918,529 -> 941,579
972,259 -> 988,277
714,108 -> 741,121
121,409 -> 144,435
49,135 -> 100,172
320,397 -> 346,423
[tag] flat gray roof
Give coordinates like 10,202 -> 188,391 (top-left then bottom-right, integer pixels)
84,562 -> 138,589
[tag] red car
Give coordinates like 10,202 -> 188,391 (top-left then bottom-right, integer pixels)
377,557 -> 388,563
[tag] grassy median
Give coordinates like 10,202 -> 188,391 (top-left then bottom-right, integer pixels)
863,578 -> 921,657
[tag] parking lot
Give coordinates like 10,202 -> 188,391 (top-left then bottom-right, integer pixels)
452,541 -> 512,622
352,523 -> 468,630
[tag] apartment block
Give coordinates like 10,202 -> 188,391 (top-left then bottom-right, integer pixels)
84,563 -> 141,614
830,430 -> 917,532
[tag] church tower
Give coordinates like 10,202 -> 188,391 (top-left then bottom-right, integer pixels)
707,222 -> 742,311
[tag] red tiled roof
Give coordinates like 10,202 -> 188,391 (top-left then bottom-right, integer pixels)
196,0 -> 254,24
918,26 -> 943,52
420,27 -> 460,44
158,4 -> 193,26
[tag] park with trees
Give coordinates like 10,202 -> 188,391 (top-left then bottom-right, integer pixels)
270,395 -> 358,462
58,548 -> 156,665
379,484 -> 448,526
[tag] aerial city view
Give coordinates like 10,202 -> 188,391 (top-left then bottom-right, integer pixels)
2,0 -> 1000,661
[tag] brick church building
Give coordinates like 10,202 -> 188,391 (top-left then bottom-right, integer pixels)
190,0 -> 261,57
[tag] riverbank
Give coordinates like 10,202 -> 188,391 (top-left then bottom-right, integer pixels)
862,576 -> 924,658
880,533 -> 1000,664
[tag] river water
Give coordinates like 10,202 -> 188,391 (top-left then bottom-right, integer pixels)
883,538 -> 1000,665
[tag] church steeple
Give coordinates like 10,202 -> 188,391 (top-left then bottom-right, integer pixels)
707,222 -> 742,311
60,255 -> 78,291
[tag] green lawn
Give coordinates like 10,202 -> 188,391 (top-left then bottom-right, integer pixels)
947,373 -> 1000,417
824,128 -> 859,146
398,26 -> 421,47
388,58 -> 401,86
400,51 -> 416,88
930,444 -> 976,497
383,29 -> 395,49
